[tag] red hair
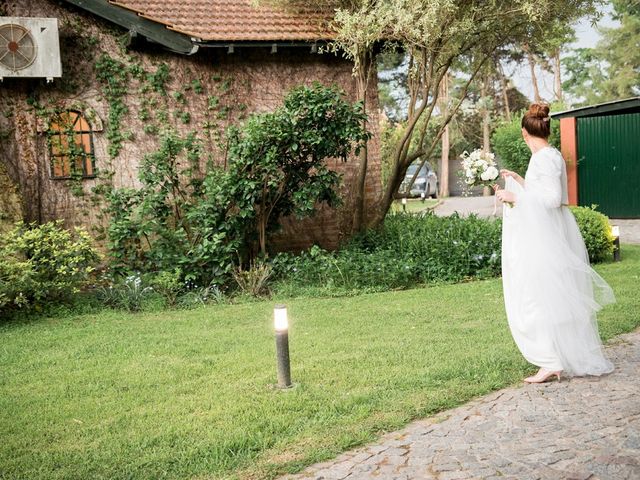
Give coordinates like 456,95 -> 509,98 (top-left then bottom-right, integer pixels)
522,103 -> 551,138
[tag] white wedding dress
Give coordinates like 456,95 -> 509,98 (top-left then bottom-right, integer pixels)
502,146 -> 615,376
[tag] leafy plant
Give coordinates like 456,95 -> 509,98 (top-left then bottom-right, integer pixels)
0,221 -> 99,314
177,283 -> 226,309
148,63 -> 170,95
106,84 -> 369,287
226,82 -> 370,255
148,268 -> 183,306
272,212 -> 503,295
96,274 -> 156,312
570,205 -> 615,263
95,54 -> 129,158
232,261 -> 273,297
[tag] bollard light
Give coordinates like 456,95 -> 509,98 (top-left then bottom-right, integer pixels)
420,191 -> 426,203
274,304 -> 288,332
273,304 -> 292,388
612,225 -> 621,262
401,197 -> 407,212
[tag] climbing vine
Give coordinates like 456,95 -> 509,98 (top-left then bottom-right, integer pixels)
95,54 -> 130,159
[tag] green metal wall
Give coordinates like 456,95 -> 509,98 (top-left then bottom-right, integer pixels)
577,112 -> 640,218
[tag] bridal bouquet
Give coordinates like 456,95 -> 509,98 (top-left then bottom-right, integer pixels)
459,148 -> 513,209
459,149 -> 499,190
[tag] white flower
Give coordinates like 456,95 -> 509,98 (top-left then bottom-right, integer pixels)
480,166 -> 499,181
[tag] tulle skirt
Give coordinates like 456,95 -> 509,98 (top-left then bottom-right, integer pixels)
501,177 -> 615,376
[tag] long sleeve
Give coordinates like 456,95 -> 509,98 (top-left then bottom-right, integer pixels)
520,150 -> 563,209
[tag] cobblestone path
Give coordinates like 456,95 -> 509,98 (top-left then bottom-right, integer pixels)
282,329 -> 640,480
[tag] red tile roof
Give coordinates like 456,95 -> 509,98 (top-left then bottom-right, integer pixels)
109,0 -> 335,42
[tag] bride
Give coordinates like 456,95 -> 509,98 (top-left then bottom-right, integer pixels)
495,103 -> 615,384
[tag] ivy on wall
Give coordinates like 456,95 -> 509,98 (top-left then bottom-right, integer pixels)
12,14 -> 253,242
94,54 -> 130,159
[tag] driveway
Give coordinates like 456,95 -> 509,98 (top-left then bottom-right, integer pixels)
433,196 -> 640,245
433,195 -> 502,219
282,328 -> 640,480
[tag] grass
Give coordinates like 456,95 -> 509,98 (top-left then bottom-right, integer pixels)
1,245 -> 639,480
390,198 -> 439,213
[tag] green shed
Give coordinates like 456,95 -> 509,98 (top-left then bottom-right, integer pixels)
551,97 -> 640,218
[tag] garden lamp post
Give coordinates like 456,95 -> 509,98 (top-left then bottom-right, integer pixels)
401,197 -> 407,212
274,304 -> 292,388
612,226 -> 621,262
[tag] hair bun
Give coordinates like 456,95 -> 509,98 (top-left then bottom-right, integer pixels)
528,103 -> 550,119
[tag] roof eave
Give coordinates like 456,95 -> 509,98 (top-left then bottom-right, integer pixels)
551,97 -> 640,119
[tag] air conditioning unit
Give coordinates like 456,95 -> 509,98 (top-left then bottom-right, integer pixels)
0,17 -> 62,82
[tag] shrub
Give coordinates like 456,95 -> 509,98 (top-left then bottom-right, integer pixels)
271,206 -> 612,298
0,221 -> 99,315
492,113 -> 560,177
272,212 -> 502,295
148,268 -> 183,306
570,206 -> 615,263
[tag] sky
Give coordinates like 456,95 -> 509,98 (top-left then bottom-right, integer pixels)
510,2 -> 620,102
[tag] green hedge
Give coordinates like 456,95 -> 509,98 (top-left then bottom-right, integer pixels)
272,212 -> 502,295
272,207 -> 614,297
570,206 -> 615,263
492,114 -> 561,177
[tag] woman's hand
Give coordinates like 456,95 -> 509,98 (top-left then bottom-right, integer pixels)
500,169 -> 524,186
496,189 -> 516,204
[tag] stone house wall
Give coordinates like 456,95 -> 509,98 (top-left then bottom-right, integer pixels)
0,0 -> 381,252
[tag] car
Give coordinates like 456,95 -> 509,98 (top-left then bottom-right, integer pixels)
399,161 -> 439,198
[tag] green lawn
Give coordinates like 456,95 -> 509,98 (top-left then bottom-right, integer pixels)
390,198 -> 439,213
1,246 -> 639,480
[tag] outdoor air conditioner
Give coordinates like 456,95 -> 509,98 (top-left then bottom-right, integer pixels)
0,17 -> 62,82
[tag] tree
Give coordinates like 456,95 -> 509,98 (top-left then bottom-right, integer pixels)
364,0 -> 597,225
563,0 -> 640,105
439,73 -> 451,197
228,83 -> 370,255
259,0 -> 384,232
260,0 -> 598,225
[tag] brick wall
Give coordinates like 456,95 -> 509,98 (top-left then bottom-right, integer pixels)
0,0 -> 381,252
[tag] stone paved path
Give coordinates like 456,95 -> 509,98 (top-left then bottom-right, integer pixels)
282,329 -> 640,480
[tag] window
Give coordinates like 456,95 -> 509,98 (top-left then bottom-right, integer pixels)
48,110 -> 96,179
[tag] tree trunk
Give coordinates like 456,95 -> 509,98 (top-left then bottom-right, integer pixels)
481,75 -> 492,197
497,61 -> 511,121
553,48 -> 563,102
527,51 -> 541,103
439,74 -> 450,198
259,217 -> 266,257
352,50 -> 371,233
